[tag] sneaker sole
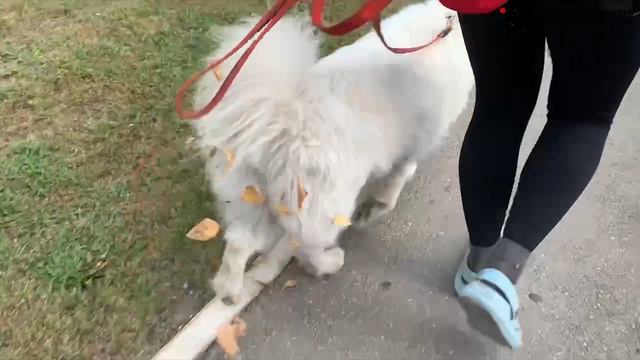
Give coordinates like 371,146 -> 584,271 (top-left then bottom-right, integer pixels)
459,296 -> 511,348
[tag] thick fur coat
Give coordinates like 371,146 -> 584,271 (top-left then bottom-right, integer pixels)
191,0 -> 474,301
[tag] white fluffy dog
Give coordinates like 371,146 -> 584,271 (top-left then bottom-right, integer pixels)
192,0 -> 473,302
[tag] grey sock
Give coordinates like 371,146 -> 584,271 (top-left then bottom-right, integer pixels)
468,244 -> 496,272
483,237 -> 531,284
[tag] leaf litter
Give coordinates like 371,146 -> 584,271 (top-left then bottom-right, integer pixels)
186,218 -> 220,241
216,316 -> 247,358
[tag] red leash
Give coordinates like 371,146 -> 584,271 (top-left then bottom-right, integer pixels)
175,0 -> 453,120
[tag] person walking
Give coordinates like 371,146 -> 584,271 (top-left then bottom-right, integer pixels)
442,0 -> 640,350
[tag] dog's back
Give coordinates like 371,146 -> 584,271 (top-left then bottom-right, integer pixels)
194,0 -> 473,279
196,0 -> 475,300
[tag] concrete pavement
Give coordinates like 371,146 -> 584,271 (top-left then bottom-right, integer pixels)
206,59 -> 640,360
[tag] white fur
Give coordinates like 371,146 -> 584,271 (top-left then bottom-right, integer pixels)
192,0 -> 474,302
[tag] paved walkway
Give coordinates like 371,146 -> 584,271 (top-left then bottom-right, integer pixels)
207,60 -> 640,360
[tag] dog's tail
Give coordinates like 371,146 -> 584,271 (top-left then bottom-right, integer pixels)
192,16 -> 321,153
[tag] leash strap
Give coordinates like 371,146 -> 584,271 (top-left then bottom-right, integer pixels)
310,0 -> 392,35
175,0 -> 297,120
176,0 -> 451,120
372,15 -> 453,53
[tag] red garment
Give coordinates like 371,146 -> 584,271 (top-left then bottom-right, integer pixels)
440,0 -> 508,13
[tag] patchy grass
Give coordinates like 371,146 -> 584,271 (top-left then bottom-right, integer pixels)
0,0 -> 414,358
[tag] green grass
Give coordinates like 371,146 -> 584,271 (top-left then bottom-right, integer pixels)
0,0 -> 413,358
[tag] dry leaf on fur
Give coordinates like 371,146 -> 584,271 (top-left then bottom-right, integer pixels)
276,204 -> 293,216
216,316 -> 247,357
224,149 -> 236,170
241,186 -> 265,205
282,279 -> 297,289
333,215 -> 352,227
186,218 -> 220,241
213,66 -> 224,81
297,177 -> 308,210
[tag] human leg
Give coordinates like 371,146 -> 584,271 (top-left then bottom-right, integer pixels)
502,11 -> 640,257
458,0 -> 545,270
458,8 -> 640,351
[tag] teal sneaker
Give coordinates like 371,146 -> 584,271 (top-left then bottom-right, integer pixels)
458,268 -> 523,350
454,252 -> 479,296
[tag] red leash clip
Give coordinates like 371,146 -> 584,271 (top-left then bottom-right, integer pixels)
175,0 -> 452,120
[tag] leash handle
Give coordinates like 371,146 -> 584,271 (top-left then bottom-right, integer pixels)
176,0 -> 449,120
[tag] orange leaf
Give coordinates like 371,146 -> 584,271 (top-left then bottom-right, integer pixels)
241,186 -> 265,205
333,215 -> 352,227
234,316 -> 247,336
224,149 -> 235,170
186,218 -> 220,241
297,177 -> 308,210
213,66 -> 224,82
216,317 -> 246,357
282,279 -> 297,289
276,204 -> 293,216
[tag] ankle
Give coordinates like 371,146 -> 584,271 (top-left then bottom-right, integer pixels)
467,244 -> 496,272
484,237 -> 531,284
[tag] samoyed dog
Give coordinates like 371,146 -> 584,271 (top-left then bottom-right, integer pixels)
191,0 -> 473,303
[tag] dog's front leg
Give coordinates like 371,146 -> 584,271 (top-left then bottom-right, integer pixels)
211,222 -> 258,304
354,160 -> 417,226
248,234 -> 294,284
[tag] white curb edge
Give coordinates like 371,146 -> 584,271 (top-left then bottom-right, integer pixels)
152,255 -> 292,360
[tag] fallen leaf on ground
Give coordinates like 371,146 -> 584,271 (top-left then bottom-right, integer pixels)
235,317 -> 247,336
282,279 -> 297,289
333,215 -> 352,227
213,66 -> 224,81
297,177 -> 308,209
241,186 -> 265,205
216,316 -> 247,357
186,218 -> 220,241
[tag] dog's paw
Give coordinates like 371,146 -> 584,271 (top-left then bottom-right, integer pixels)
248,257 -> 282,284
353,198 -> 391,227
211,269 -> 243,305
316,247 -> 345,276
299,247 -> 345,277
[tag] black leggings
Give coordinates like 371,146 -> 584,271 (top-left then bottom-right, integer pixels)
458,2 -> 640,251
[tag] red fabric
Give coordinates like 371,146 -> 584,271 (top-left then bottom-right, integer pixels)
440,0 -> 508,14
